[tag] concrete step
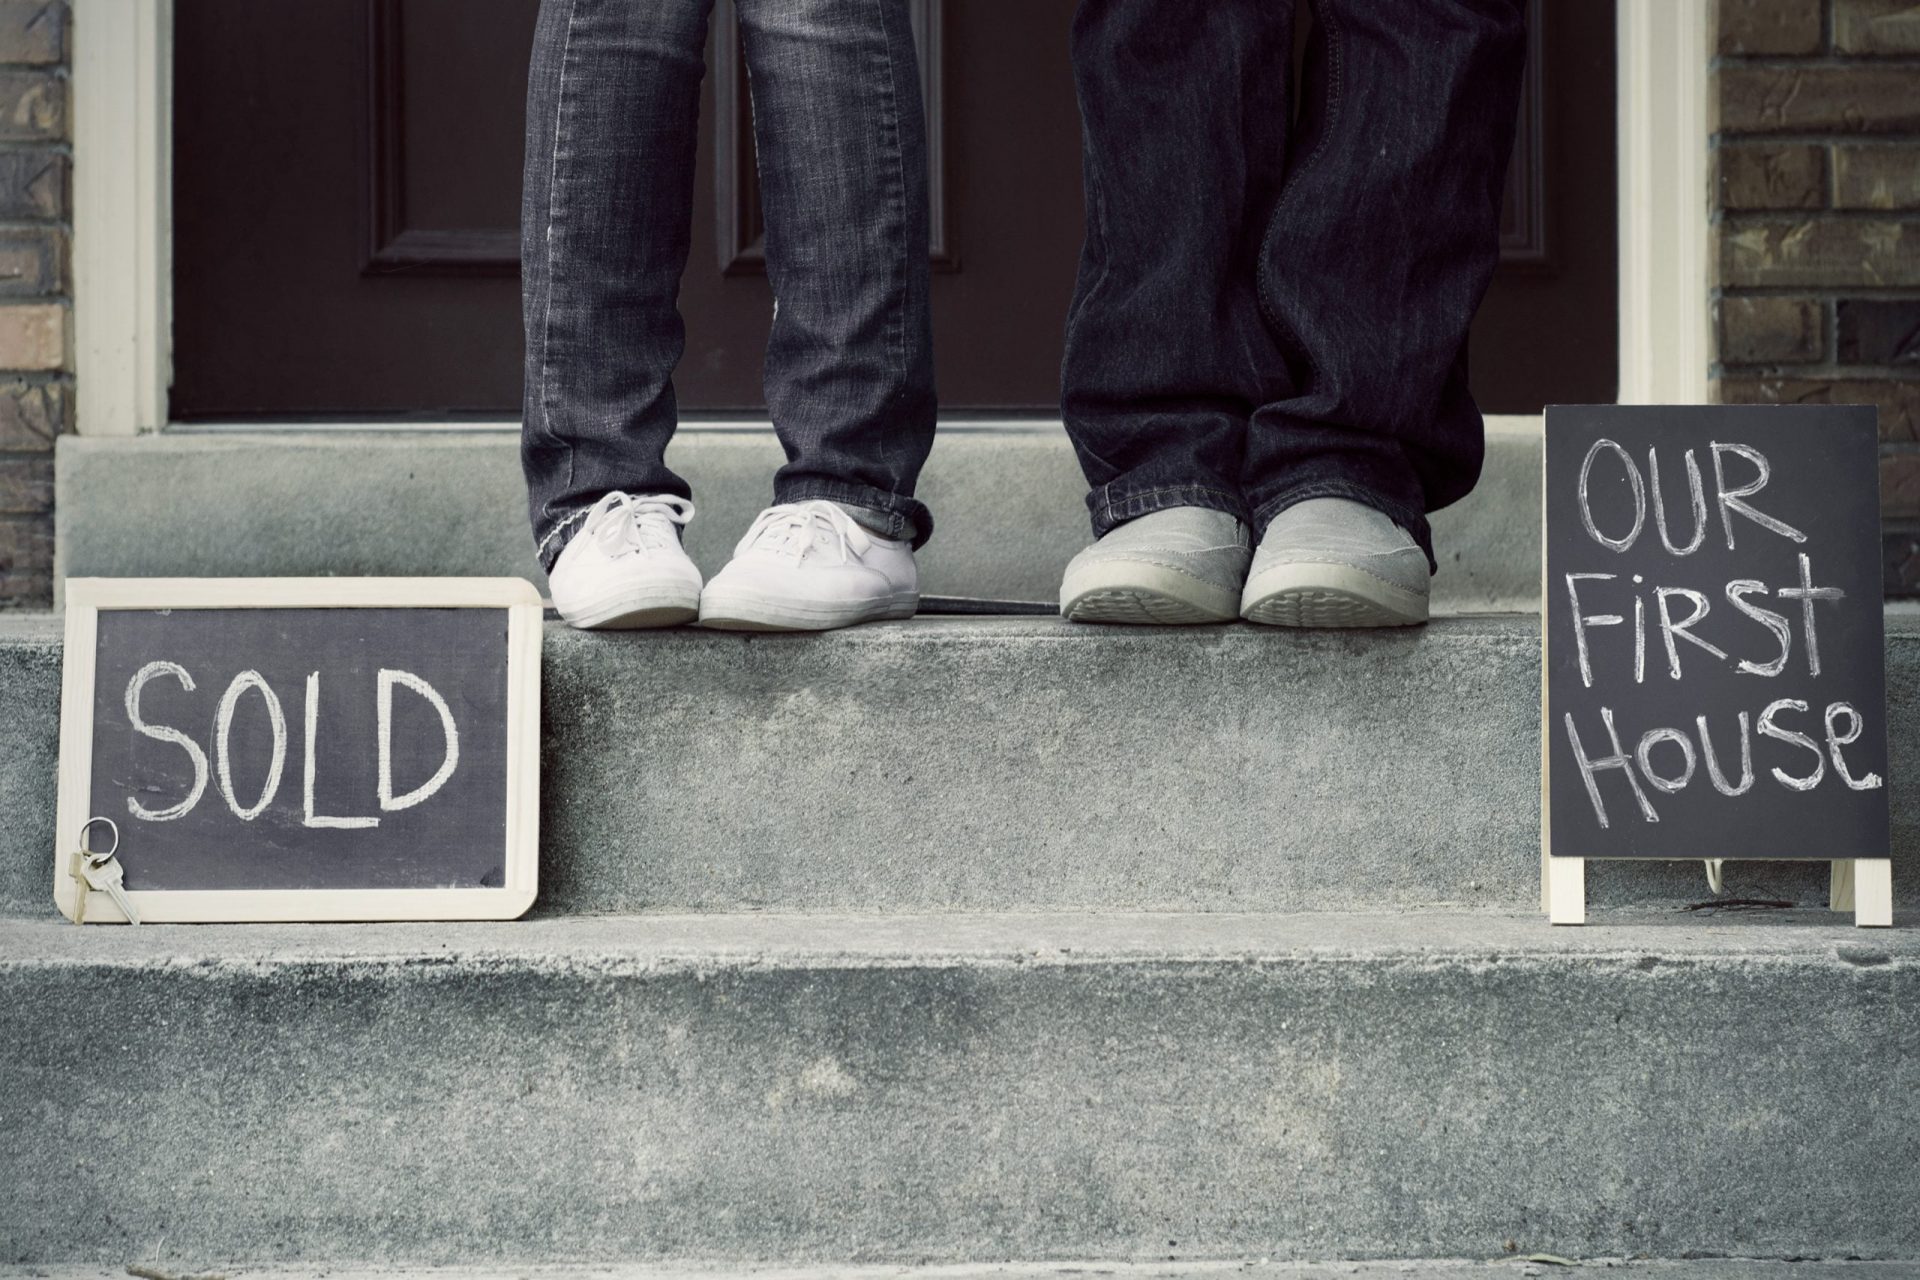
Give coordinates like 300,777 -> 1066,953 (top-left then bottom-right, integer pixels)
53,419 -> 1543,612
7,1266 -> 1918,1280
3,613 -> 1915,919
3,911 -> 1914,1266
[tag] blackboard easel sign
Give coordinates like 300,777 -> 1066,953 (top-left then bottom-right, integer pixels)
1543,405 -> 1892,926
55,578 -> 543,923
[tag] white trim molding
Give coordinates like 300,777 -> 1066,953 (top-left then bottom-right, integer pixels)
73,0 -> 173,436
1615,0 -> 1712,406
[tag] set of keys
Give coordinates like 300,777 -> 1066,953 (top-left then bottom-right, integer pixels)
68,816 -> 139,926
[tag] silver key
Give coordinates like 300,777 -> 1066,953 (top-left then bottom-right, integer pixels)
68,817 -> 129,926
81,853 -> 140,926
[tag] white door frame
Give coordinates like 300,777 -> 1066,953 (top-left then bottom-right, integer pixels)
1615,0 -> 1712,405
71,0 -> 1711,436
72,0 -> 172,437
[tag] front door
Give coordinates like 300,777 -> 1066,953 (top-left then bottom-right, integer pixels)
168,0 -> 1616,420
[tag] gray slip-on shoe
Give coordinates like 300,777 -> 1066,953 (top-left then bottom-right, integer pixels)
1060,506 -> 1251,624
1240,497 -> 1430,628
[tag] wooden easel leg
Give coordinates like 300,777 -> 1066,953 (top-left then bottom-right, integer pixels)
1830,860 -> 1855,913
1547,856 -> 1586,925
1852,858 -> 1893,928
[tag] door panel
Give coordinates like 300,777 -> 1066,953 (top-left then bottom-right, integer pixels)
1475,0 -> 1620,411
169,0 -> 1614,420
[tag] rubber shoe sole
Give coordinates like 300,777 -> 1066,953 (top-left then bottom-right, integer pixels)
1239,561 -> 1428,628
556,583 -> 701,630
698,588 -> 919,632
1059,560 -> 1241,625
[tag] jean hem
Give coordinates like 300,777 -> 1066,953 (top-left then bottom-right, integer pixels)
533,501 -> 597,575
1086,483 -> 1251,539
775,478 -> 934,550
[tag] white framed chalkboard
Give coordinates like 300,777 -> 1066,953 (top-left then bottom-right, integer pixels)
55,578 -> 542,922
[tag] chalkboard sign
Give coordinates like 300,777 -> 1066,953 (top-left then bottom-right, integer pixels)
55,578 -> 542,922
1543,406 -> 1890,917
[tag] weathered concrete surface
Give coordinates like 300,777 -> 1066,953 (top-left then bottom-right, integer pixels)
0,613 -> 58,919
3,614 -> 1916,917
2,912 -> 1916,1266
7,1264 -> 1920,1280
54,421 -> 1542,611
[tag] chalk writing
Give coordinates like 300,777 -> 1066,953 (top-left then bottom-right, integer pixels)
1545,406 -> 1888,861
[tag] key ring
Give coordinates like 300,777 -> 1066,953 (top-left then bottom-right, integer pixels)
78,816 -> 119,861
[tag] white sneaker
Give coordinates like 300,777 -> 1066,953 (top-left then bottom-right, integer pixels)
699,499 -> 918,631
1240,497 -> 1430,627
545,492 -> 702,630
1058,506 -> 1251,625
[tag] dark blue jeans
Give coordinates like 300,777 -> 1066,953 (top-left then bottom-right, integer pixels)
522,0 -> 936,570
1061,0 -> 1528,568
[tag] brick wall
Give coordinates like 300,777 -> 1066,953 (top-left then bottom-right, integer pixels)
0,0 -> 63,609
1713,0 -> 1920,595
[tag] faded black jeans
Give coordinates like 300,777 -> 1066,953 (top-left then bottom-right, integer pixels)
1062,0 -> 1528,568
521,0 -> 936,570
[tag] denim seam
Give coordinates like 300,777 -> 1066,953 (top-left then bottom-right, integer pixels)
1254,0 -> 1344,344
1251,480 -> 1421,529
535,502 -> 595,567
1107,483 -> 1243,504
532,0 -> 583,540
871,0 -> 910,416
1061,149 -> 1110,378
1099,483 -> 1246,528
1060,136 -> 1114,479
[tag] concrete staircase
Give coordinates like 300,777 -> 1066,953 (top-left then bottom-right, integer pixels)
2,608 -> 1917,1272
9,425 -> 1918,1271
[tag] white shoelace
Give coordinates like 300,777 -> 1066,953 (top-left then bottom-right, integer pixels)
736,500 -> 873,564
579,491 -> 694,557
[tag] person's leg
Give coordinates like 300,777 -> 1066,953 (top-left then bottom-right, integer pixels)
1060,0 -> 1296,538
1055,0 -> 1291,624
697,0 -> 932,632
1241,0 -> 1528,568
739,0 -> 935,549
520,0 -> 713,628
520,0 -> 713,572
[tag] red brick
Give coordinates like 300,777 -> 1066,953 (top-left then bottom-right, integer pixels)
1718,217 -> 1920,289
0,452 -> 48,513
0,2 -> 63,65
0,376 -> 60,448
0,150 -> 62,218
1882,451 -> 1920,519
0,510 -> 50,607
0,225 -> 62,296
1834,145 -> 1920,210
1715,0 -> 1823,55
0,69 -> 61,141
0,301 -> 61,368
1716,143 -> 1826,210
1718,294 -> 1826,364
1834,0 -> 1920,54
1837,299 -> 1920,366
1716,375 -> 1920,442
1888,526 -> 1920,595
1717,65 -> 1920,134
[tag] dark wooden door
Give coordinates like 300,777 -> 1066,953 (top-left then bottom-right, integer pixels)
169,0 -> 1614,420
